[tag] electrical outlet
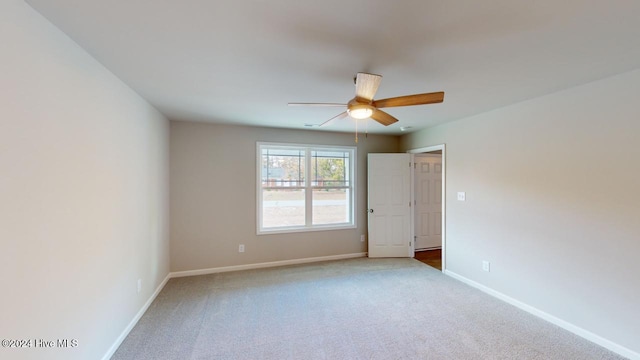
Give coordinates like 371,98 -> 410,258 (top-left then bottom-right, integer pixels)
457,192 -> 466,201
137,279 -> 142,293
238,244 -> 245,253
360,234 -> 366,242
482,261 -> 490,272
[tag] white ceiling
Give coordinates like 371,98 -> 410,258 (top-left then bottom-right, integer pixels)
26,0 -> 640,135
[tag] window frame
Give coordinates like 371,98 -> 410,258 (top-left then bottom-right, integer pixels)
257,142 -> 356,235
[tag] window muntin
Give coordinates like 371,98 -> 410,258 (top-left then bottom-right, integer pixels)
258,143 -> 355,234
261,147 -> 305,187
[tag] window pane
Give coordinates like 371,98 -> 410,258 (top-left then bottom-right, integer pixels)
262,189 -> 305,228
262,148 -> 305,188
312,189 -> 349,225
311,150 -> 350,187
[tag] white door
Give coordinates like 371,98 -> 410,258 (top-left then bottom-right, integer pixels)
367,154 -> 411,257
414,154 -> 442,250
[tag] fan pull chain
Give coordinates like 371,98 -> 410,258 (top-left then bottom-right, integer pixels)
355,119 -> 358,143
365,118 -> 369,138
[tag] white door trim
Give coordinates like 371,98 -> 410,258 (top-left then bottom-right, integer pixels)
407,144 -> 446,271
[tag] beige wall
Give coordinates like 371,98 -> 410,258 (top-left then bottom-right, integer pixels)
0,2 -> 170,359
400,69 -> 640,355
170,122 -> 399,271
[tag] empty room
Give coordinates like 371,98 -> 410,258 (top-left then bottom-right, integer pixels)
1,0 -> 639,359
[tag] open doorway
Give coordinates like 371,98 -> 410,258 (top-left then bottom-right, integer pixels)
409,145 -> 445,271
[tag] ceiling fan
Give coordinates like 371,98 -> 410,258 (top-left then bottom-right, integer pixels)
288,72 -> 444,127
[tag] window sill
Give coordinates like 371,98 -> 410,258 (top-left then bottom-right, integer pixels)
257,223 -> 356,236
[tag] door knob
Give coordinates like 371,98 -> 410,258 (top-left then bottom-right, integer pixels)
368,209 -> 374,213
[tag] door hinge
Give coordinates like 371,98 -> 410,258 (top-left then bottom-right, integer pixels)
409,162 -> 412,168
414,163 -> 416,169
409,201 -> 411,207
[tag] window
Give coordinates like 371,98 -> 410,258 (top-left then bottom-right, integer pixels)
257,142 -> 356,234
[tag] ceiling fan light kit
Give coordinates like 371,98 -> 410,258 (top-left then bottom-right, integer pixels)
347,103 -> 374,119
288,72 -> 444,132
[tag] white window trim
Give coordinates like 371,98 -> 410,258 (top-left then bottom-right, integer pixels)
256,141 -> 357,235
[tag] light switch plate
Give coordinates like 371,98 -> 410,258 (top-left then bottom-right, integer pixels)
482,261 -> 490,272
457,192 -> 466,201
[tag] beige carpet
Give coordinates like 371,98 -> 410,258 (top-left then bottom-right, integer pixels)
112,258 -> 625,359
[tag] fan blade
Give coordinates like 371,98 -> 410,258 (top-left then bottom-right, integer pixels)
288,103 -> 346,107
355,73 -> 382,102
373,92 -> 444,108
320,111 -> 348,127
370,110 -> 398,126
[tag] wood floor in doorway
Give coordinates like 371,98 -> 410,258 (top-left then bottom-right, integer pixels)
414,249 -> 442,271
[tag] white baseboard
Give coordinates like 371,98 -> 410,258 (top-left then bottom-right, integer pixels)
101,273 -> 171,360
171,252 -> 368,278
444,270 -> 639,360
